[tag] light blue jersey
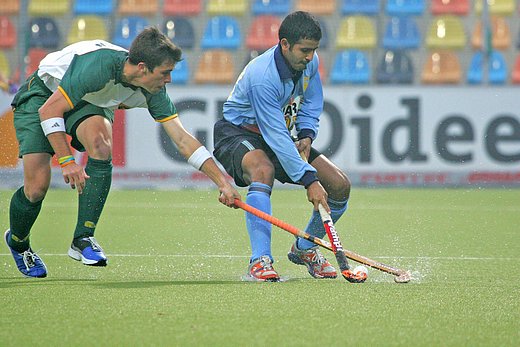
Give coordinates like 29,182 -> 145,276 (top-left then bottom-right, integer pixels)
223,45 -> 324,183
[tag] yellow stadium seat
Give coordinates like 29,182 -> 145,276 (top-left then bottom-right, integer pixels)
471,16 -> 511,50
0,0 -> 20,14
421,51 -> 462,84
67,16 -> 108,45
425,15 -> 466,49
0,50 -> 10,79
295,0 -> 336,15
194,50 -> 235,84
29,0 -> 70,16
336,16 -> 377,49
475,0 -> 515,16
207,0 -> 247,16
118,0 -> 159,16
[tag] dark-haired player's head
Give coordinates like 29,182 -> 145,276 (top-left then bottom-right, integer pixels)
278,12 -> 322,72
129,27 -> 182,72
278,11 -> 322,46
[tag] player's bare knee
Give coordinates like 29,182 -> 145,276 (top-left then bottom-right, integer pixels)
248,162 -> 275,185
87,135 -> 112,160
328,174 -> 351,200
24,185 -> 48,203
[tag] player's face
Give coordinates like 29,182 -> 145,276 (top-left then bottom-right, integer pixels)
141,61 -> 174,94
281,38 -> 319,71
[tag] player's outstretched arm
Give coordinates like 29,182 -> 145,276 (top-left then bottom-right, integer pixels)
161,117 -> 241,207
39,90 -> 90,193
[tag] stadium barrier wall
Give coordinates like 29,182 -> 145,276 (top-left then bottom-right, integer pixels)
1,87 -> 519,189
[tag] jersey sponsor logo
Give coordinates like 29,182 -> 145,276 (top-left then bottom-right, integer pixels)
282,96 -> 301,130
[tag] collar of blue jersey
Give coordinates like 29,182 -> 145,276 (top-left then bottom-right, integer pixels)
274,44 -> 302,82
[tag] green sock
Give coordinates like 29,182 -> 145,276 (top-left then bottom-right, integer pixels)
8,186 -> 43,252
74,157 -> 112,239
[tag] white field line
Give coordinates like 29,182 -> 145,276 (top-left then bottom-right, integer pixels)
38,201 -> 520,212
0,253 -> 517,261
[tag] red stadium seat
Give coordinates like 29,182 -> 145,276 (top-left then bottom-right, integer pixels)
0,16 -> 16,48
163,0 -> 201,16
421,51 -> 462,84
431,0 -> 470,16
512,54 -> 520,84
25,48 -> 48,77
246,15 -> 281,50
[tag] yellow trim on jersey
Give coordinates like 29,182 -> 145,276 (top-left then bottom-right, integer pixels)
58,86 -> 74,109
156,114 -> 178,123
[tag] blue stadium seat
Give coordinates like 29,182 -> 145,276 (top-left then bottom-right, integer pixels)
376,50 -> 414,84
163,17 -> 195,49
341,0 -> 380,15
29,17 -> 61,49
382,16 -> 420,49
201,16 -> 241,50
251,0 -> 291,15
386,0 -> 425,15
329,50 -> 370,84
74,0 -> 114,15
113,16 -> 149,49
467,51 -> 508,85
170,59 -> 189,84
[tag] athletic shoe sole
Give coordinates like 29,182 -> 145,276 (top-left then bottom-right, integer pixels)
68,247 -> 107,267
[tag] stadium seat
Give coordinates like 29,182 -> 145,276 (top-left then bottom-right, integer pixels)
251,0 -> 291,15
113,16 -> 149,49
341,0 -> 380,16
207,0 -> 247,16
194,50 -> 235,84
24,48 -> 47,77
163,17 -> 196,49
317,53 -> 327,83
170,59 -> 189,84
29,17 -> 61,50
118,0 -> 158,16
329,50 -> 371,84
471,16 -> 511,50
475,0 -> 515,16
431,0 -> 470,16
67,16 -> 109,45
0,16 -> 16,48
376,50 -> 414,84
336,16 -> 377,49
382,16 -> 421,49
243,49 -> 265,68
28,0 -> 70,16
319,19 -> 329,49
467,51 -> 508,84
425,16 -> 466,50
0,50 -> 10,80
386,0 -> 425,15
163,0 -> 201,16
421,51 -> 462,84
201,16 -> 241,50
295,0 -> 336,15
74,0 -> 114,15
246,15 -> 281,51
0,0 -> 20,14
511,54 -> 520,84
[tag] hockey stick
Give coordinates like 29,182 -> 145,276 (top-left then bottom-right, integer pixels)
317,204 -> 366,283
234,199 -> 411,283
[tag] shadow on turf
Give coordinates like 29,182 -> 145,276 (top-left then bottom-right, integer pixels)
91,280 -> 262,289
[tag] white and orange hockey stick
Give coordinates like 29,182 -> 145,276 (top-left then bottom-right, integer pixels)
234,199 -> 411,283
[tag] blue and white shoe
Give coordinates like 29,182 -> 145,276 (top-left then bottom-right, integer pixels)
4,229 -> 47,278
68,236 -> 107,266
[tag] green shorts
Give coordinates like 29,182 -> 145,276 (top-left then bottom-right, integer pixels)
12,72 -> 114,157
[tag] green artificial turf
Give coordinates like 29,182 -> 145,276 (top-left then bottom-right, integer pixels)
0,188 -> 518,346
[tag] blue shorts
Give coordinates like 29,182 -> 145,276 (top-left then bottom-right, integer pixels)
213,119 -> 321,187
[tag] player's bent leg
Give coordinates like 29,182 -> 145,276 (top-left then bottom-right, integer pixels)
70,116 -> 112,266
6,153 -> 51,277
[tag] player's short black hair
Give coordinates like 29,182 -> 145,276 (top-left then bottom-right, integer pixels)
128,27 -> 182,71
278,11 -> 322,46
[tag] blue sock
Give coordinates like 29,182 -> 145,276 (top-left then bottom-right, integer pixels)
245,182 -> 272,262
297,198 -> 348,250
